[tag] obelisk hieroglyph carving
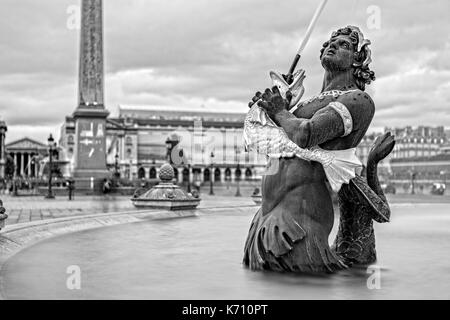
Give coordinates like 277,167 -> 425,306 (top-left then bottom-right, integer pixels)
73,0 -> 109,181
78,0 -> 104,108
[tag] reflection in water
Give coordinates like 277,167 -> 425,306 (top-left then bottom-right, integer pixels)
1,204 -> 450,299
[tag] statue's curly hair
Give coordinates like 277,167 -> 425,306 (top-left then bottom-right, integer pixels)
320,26 -> 375,91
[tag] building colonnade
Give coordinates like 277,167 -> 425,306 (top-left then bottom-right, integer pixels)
136,165 -> 255,183
8,152 -> 40,177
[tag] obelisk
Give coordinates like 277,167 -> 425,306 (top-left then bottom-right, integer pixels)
72,0 -> 109,181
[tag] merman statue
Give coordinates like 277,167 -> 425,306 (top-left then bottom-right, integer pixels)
243,25 -> 394,273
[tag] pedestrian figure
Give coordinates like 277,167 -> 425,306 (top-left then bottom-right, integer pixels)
67,178 -> 75,200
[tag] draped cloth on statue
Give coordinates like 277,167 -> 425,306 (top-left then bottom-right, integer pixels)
243,104 -> 362,192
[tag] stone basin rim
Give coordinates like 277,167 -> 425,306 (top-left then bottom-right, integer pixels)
1,204 -> 255,235
130,198 -> 202,201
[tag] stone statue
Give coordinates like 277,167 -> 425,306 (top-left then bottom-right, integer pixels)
0,199 -> 7,231
243,26 -> 394,273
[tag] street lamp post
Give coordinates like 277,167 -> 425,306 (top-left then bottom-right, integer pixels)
165,137 -> 173,164
235,147 -> 241,197
12,162 -> 18,196
411,171 -> 416,195
187,163 -> 191,193
209,151 -> 214,195
45,134 -> 55,199
114,153 -> 120,178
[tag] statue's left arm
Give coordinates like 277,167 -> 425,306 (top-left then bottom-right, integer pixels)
261,88 -> 375,148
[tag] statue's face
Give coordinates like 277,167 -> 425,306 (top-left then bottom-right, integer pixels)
321,35 -> 355,72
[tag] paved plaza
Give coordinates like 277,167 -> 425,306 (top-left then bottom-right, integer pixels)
2,191 -> 450,227
0,193 -> 257,226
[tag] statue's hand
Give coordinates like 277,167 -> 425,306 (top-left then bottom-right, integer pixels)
257,86 -> 292,118
282,73 -> 294,85
368,132 -> 396,165
248,91 -> 262,108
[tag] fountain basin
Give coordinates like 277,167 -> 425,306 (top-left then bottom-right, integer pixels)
131,197 -> 201,210
131,163 -> 201,210
1,202 -> 450,299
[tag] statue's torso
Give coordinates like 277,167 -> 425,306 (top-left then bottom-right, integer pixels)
261,93 -> 372,211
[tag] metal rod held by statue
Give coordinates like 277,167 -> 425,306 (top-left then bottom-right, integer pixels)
286,0 -> 328,77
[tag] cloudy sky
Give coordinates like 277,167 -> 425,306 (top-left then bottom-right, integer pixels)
1,0 -> 449,143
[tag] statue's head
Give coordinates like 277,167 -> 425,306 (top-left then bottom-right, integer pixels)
320,26 -> 375,91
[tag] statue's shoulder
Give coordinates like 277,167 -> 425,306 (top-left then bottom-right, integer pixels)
334,89 -> 375,131
337,89 -> 374,116
338,89 -> 374,109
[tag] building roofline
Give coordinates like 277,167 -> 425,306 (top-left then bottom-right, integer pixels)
5,136 -> 46,148
118,105 -> 246,115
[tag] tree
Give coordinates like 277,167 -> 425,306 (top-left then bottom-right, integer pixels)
4,155 -> 14,179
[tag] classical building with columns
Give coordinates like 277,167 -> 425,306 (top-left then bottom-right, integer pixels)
4,137 -> 48,178
60,106 -> 268,184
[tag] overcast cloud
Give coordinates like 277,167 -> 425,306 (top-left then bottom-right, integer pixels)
0,0 -> 449,143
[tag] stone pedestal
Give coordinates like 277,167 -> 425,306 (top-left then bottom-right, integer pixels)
72,111 -> 109,179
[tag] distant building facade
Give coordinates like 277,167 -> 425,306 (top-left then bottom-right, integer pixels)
383,126 -> 450,187
354,126 -> 450,188
60,106 -> 267,183
1,117 -> 448,191
387,126 -> 446,159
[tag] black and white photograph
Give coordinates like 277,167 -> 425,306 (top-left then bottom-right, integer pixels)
0,0 -> 449,307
